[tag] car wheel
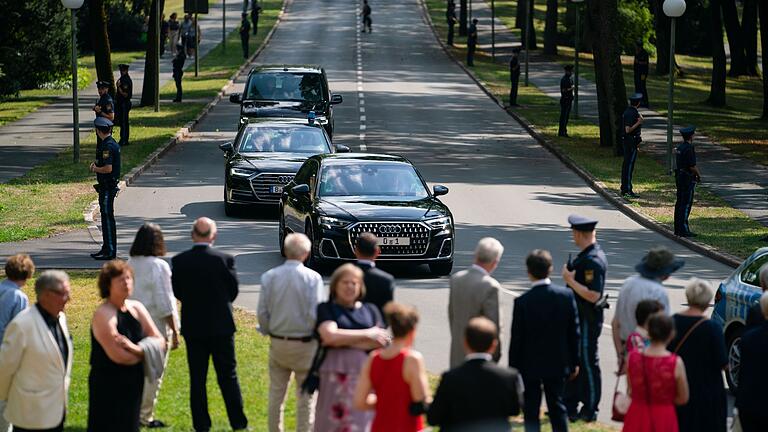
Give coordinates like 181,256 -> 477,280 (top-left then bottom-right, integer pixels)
726,326 -> 744,392
429,260 -> 453,276
305,221 -> 320,270
278,208 -> 287,257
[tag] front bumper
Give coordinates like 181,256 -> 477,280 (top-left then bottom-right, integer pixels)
225,172 -> 296,205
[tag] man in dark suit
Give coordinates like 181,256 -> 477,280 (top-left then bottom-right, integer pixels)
736,291 -> 768,432
510,249 -> 580,432
355,232 -> 395,317
171,217 -> 248,432
428,317 -> 523,431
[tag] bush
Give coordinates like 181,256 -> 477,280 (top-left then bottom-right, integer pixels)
617,0 -> 655,55
77,0 -> 145,52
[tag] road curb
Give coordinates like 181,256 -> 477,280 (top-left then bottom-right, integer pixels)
417,0 -> 740,269
85,0 -> 290,236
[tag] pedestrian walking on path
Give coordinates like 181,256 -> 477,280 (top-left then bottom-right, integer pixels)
168,13 -> 180,55
621,94 -> 644,198
362,0 -> 373,33
251,0 -> 263,35
558,65 -> 574,137
116,64 -> 133,147
674,126 -> 701,237
466,18 -> 478,66
509,47 -> 521,106
172,46 -> 186,103
90,117 -> 121,261
633,42 -> 650,108
240,13 -> 251,59
446,0 -> 457,46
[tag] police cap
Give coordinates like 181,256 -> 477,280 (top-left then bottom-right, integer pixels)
629,93 -> 643,103
679,125 -> 696,138
96,80 -> 111,89
94,117 -> 114,128
118,63 -> 130,71
564,64 -> 574,71
568,214 -> 598,232
512,46 -> 521,53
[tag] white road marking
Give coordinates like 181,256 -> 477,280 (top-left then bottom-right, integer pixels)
356,5 -> 366,152
360,115 -> 366,121
359,107 -> 365,113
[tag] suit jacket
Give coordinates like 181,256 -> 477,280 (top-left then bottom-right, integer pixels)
509,282 -> 580,378
357,261 -> 395,318
427,358 -> 523,431
448,267 -> 501,367
172,244 -> 239,338
736,322 -> 768,414
0,307 -> 73,429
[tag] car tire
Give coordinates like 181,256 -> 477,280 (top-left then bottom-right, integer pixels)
429,261 -> 453,276
726,325 -> 744,392
305,221 -> 322,271
278,208 -> 287,257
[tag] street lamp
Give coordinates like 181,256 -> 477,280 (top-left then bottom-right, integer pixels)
491,0 -> 495,59
571,0 -> 584,118
62,0 -> 84,163
663,0 -> 685,173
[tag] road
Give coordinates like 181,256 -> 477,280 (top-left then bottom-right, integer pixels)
106,0 -> 734,425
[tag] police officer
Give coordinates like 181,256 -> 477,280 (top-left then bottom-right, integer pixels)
561,214 -> 607,423
620,93 -> 644,198
89,117 -> 121,260
115,64 -> 133,146
251,0 -> 263,35
93,81 -> 114,145
362,0 -> 372,33
559,65 -> 574,137
509,47 -> 521,107
467,18 -> 478,66
633,41 -> 650,108
172,44 -> 187,103
446,0 -> 457,46
674,126 -> 701,237
239,13 -> 251,59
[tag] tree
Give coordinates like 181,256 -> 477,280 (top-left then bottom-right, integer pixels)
721,0 -> 747,76
459,0 -> 467,36
518,0 -> 538,50
708,0 -> 726,106
650,0 -> 672,75
742,0 -> 760,76
760,0 -> 768,118
544,0 -> 558,54
88,0 -> 114,94
140,0 -> 165,107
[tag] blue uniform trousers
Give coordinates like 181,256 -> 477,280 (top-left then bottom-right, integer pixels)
558,98 -> 572,136
564,319 -> 602,419
117,101 -> 130,145
620,137 -> 638,194
98,184 -> 117,256
522,374 -> 568,432
674,172 -> 696,235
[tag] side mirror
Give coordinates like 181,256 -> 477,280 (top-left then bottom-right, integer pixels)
292,184 -> 310,195
433,185 -> 449,196
229,93 -> 242,104
330,94 -> 343,105
219,142 -> 234,153
335,144 -> 351,153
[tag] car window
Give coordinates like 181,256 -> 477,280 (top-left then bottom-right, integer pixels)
318,163 -> 429,198
294,160 -> 318,186
740,253 -> 768,287
238,127 -> 329,153
245,72 -> 327,102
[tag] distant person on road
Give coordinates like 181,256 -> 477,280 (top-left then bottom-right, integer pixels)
446,0 -> 457,46
509,47 -> 521,107
355,233 -> 395,319
558,64 -> 574,137
172,44 -> 186,103
744,265 -> 768,330
674,126 -> 701,238
621,93 -> 644,198
115,63 -> 133,147
362,0 -> 373,33
448,237 -> 503,368
168,13 -> 180,55
735,291 -> 768,432
240,13 -> 251,59
466,18 -> 478,66
89,117 -> 121,261
251,0 -> 263,35
633,41 -> 650,108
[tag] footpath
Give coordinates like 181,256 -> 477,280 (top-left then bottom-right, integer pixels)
0,0 -> 246,183
470,0 -> 768,228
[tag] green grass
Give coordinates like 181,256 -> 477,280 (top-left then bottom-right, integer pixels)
427,0 -> 768,259
0,0 -> 282,243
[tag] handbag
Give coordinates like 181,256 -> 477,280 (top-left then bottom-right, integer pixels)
612,372 -> 631,421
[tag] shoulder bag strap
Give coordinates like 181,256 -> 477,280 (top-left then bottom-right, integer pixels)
673,318 -> 706,354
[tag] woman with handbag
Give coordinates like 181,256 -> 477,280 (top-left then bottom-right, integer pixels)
622,313 -> 689,432
668,279 -> 727,432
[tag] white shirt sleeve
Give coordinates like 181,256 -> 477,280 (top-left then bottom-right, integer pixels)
257,271 -> 271,335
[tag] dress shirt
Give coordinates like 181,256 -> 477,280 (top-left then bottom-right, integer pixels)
614,274 -> 671,341
465,352 -> 493,362
471,264 -> 490,275
530,277 -> 552,288
128,255 -> 179,330
35,304 -> 68,366
0,279 -> 29,343
258,260 -> 327,338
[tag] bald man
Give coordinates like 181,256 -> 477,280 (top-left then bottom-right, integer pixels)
171,218 -> 249,431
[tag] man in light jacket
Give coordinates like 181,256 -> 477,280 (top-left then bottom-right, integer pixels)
0,270 -> 73,432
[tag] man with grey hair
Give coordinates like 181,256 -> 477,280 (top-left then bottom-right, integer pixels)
745,264 -> 768,330
0,270 -> 73,432
258,233 -> 326,432
448,237 -> 503,368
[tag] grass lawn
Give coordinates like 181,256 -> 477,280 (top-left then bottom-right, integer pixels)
0,0 -> 283,243
426,0 -> 768,259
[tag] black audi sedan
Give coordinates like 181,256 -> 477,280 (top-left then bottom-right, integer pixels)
220,118 -> 348,216
279,153 -> 454,275
228,65 -> 343,138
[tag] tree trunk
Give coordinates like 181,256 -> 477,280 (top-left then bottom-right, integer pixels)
140,0 -> 165,107
544,0 -> 557,54
586,0 -> 627,152
516,0 -> 525,28
88,0 -> 114,95
520,0 -> 537,50
760,0 -> 768,118
651,0 -> 671,75
742,0 -> 759,76
459,0 -> 467,36
708,0 -> 727,106
721,0 -> 748,76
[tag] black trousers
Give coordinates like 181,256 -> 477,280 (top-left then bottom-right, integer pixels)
620,137 -> 639,194
740,409 -> 768,432
634,70 -> 649,107
559,98 -> 572,136
564,319 -> 602,419
522,375 -> 568,432
252,16 -> 259,35
98,184 -> 117,256
363,15 -> 372,31
185,334 -> 248,431
467,43 -> 476,66
510,73 -> 520,106
447,23 -> 455,45
241,34 -> 250,59
174,74 -> 183,101
674,173 -> 696,235
117,101 -> 131,145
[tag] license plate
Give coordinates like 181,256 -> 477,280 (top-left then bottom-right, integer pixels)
377,237 -> 410,246
270,186 -> 283,194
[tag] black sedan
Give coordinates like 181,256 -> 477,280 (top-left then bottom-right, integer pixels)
279,153 -> 454,275
220,118 -> 348,216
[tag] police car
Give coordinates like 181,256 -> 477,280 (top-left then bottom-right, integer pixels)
711,247 -> 768,390
220,115 -> 349,216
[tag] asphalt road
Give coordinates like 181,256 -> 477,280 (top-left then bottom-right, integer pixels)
106,0 -> 735,424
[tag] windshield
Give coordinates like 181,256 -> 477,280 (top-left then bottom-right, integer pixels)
245,72 -> 327,102
238,127 -> 329,153
319,163 -> 429,198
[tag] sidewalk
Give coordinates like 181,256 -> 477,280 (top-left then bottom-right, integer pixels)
0,0 -> 246,183
470,0 -> 768,227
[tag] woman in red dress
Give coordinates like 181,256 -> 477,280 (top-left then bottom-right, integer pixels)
623,312 -> 689,432
354,303 -> 430,432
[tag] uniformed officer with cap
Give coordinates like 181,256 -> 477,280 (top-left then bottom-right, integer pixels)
559,65 -> 574,137
674,126 -> 701,237
172,44 -> 187,102
115,64 -> 133,146
562,214 -> 608,422
89,117 -> 121,260
620,93 -> 644,198
467,18 -> 478,66
509,46 -> 521,107
94,80 -> 114,146
446,0 -> 457,46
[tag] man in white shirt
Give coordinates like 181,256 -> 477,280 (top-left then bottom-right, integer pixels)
258,233 -> 326,432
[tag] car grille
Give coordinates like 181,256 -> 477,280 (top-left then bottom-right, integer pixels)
250,173 -> 295,202
348,222 -> 431,256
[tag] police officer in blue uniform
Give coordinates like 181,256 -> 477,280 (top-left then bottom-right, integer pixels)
509,47 -> 521,107
467,18 -> 478,66
559,65 -> 574,137
115,64 -> 133,146
674,126 -> 701,237
562,214 -> 608,422
89,117 -> 121,260
620,93 -> 644,198
93,80 -> 114,146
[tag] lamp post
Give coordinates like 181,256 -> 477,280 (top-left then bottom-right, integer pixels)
155,0 -> 160,112
663,0 -> 685,173
491,0 -> 495,59
222,0 -> 226,53
62,0 -> 84,163
571,0 -> 584,118
524,0 -> 531,86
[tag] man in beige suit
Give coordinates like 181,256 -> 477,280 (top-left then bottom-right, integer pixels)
448,237 -> 504,368
0,271 -> 73,432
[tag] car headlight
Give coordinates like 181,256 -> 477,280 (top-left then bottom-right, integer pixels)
230,167 -> 255,178
425,216 -> 451,230
319,216 -> 352,229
